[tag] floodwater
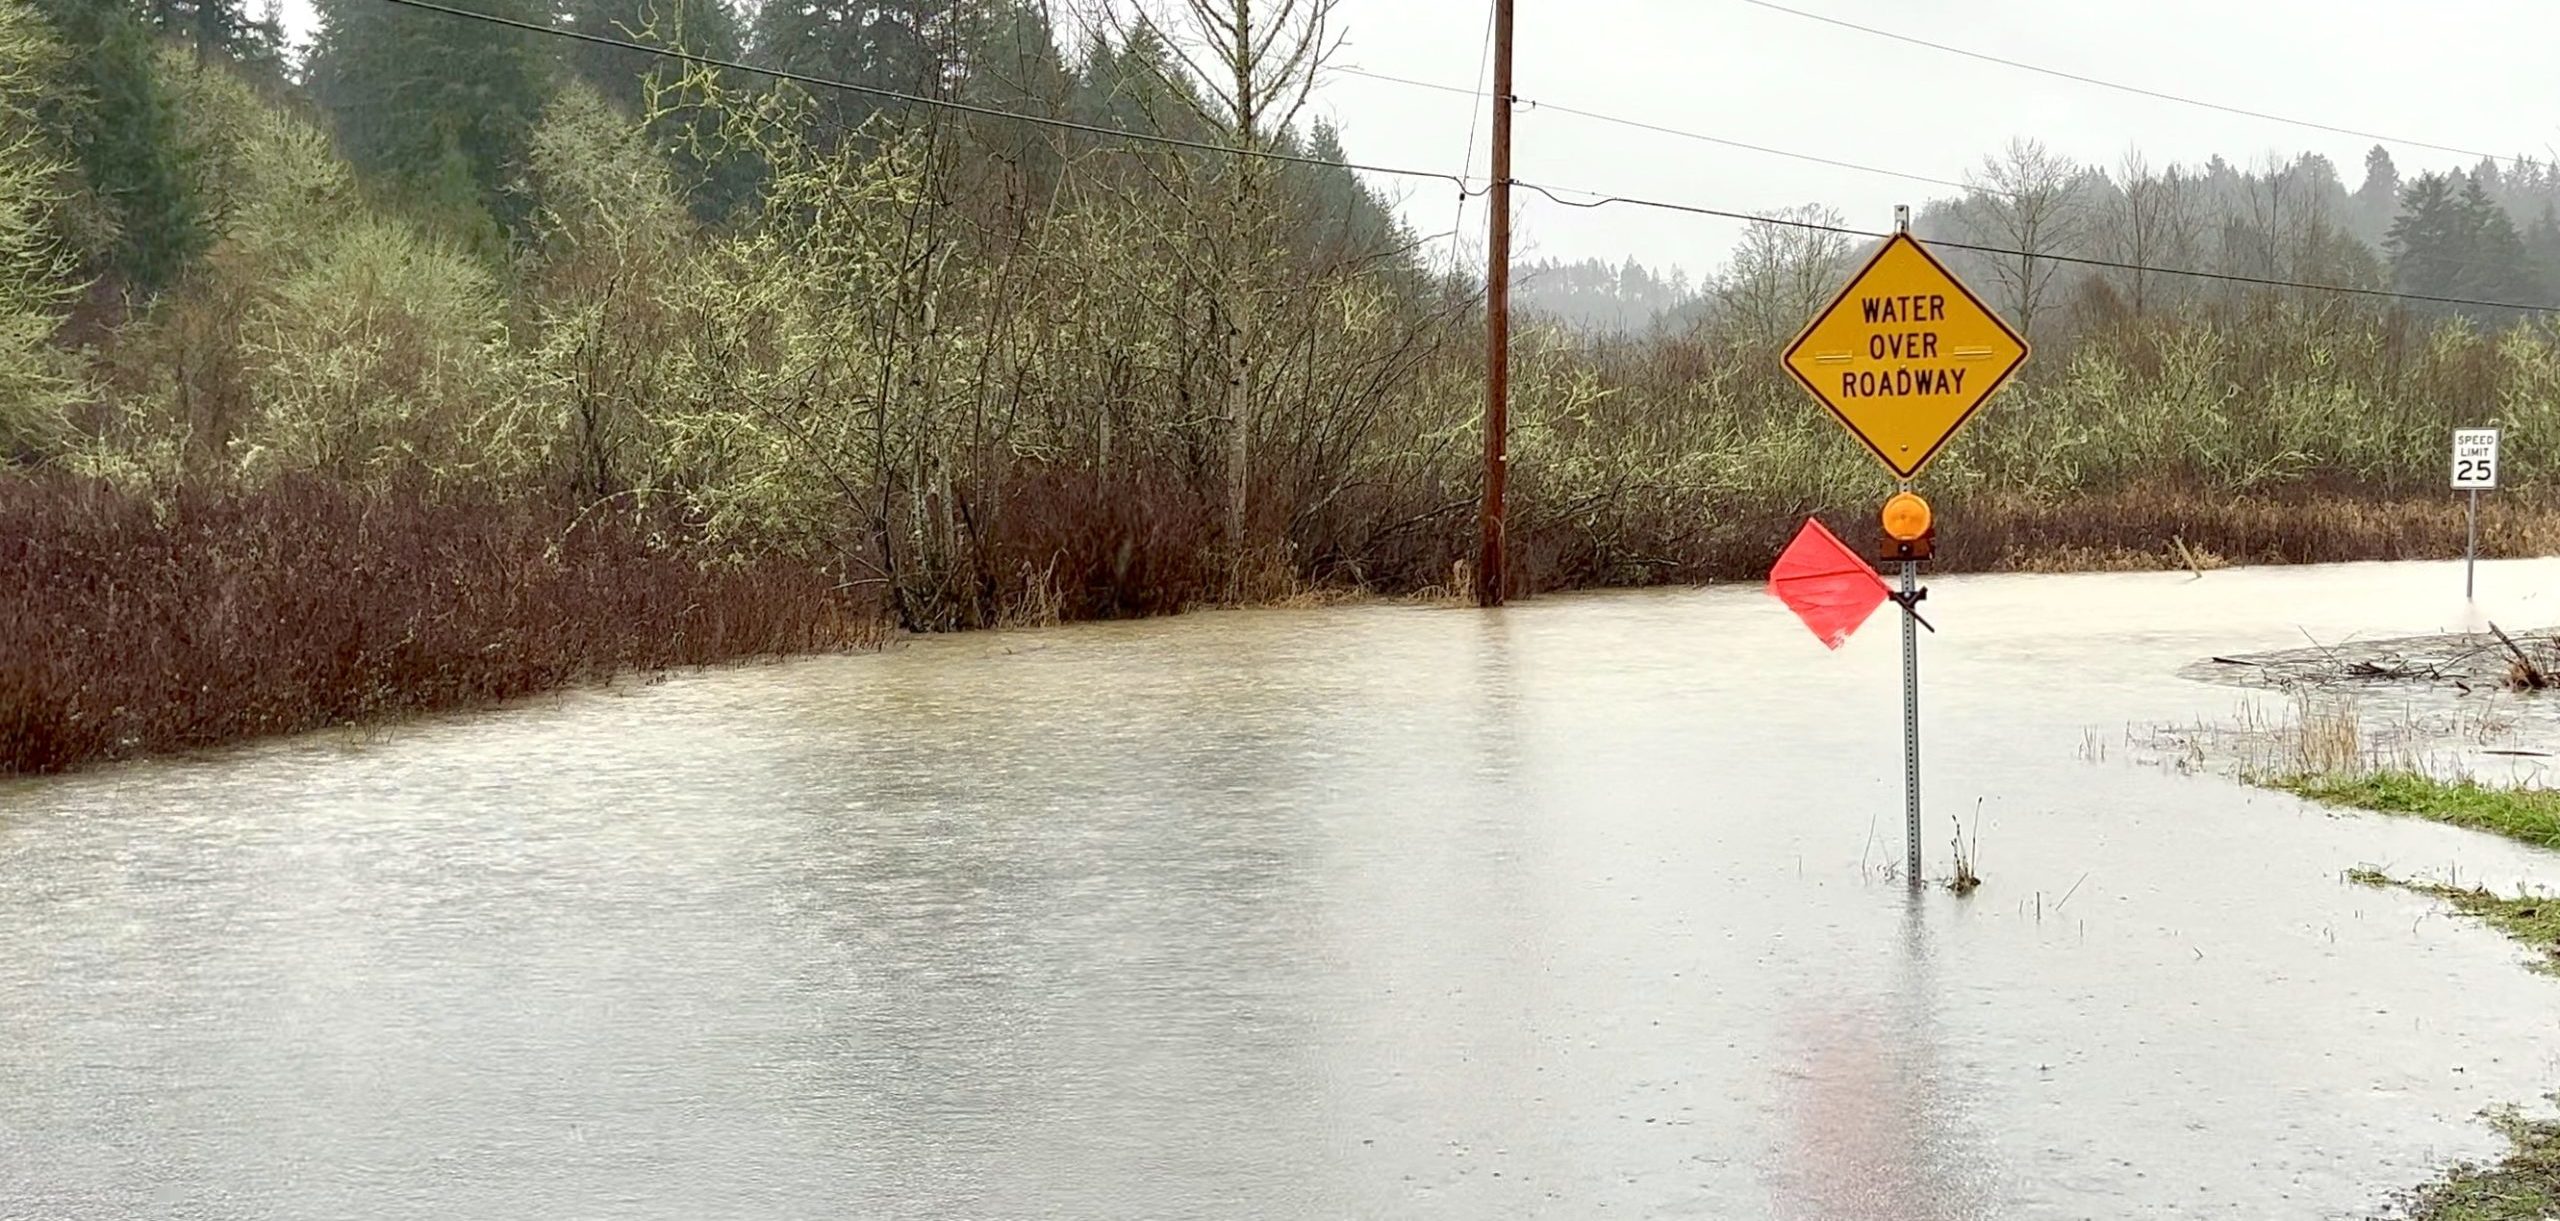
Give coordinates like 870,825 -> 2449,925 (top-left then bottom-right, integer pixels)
8,560 -> 2560,1220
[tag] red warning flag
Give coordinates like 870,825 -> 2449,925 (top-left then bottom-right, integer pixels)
1769,517 -> 1890,650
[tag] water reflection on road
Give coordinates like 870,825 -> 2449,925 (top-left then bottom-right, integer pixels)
8,558 -> 2560,1218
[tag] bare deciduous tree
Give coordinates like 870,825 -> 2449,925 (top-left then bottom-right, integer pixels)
1117,0 -> 1341,592
1963,137 -> 2084,338
1717,205 -> 1853,348
2098,149 -> 2202,316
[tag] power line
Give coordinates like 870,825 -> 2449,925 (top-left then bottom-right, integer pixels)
370,0 -> 1473,191
1736,0 -> 2537,172
1335,64 -> 2539,287
1446,3 -> 1498,255
1333,64 -> 1995,200
365,0 -> 2557,317
1511,180 -> 2560,315
1454,14 -> 1496,179
1330,65 -> 1479,100
1535,99 -> 1990,198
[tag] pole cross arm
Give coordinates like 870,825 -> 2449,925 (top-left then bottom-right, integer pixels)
1888,586 -> 1937,633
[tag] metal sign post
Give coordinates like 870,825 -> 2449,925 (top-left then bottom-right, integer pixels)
1892,207 -> 1922,884
2453,427 -> 2500,601
1899,546 -> 1922,881
1878,483 -> 1935,883
2468,488 -> 2479,601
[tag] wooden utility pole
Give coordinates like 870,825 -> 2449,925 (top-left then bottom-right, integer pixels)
1476,0 -> 1514,608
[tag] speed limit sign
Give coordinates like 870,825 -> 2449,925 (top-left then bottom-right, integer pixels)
2455,428 -> 2500,599
2454,428 -> 2500,490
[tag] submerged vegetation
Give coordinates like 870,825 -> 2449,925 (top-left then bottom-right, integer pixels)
3,0 -> 2560,768
2282,749 -> 2560,1216
2347,849 -> 2560,1219
2252,705 -> 2560,962
2388,1107 -> 2560,1221
2345,866 -> 2560,973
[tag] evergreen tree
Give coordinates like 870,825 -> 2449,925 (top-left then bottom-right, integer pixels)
2353,145 -> 2399,210
2454,171 -> 2540,306
2526,205 -> 2560,306
555,0 -> 757,222
28,0 -> 206,295
559,0 -> 740,116
2384,172 -> 2464,301
305,0 -> 556,247
959,0 -> 1068,113
2348,145 -> 2399,248
1062,24 -> 1213,207
949,0 -> 1070,205
138,0 -> 284,74
1272,117 -> 1430,306
1296,116 -> 1394,262
1516,255 -> 1698,331
2387,171 -> 2546,315
1072,24 -> 1205,143
749,0 -> 957,137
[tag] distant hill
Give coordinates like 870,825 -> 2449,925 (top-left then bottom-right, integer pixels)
1513,256 -> 1701,333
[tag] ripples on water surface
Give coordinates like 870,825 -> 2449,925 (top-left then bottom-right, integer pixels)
6,559 -> 2560,1218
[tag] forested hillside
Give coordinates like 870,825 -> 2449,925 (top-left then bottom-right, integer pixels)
4,0 -> 2558,771
1531,145 -> 2560,333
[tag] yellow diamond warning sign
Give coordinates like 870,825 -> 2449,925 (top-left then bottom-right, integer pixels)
1781,233 -> 2029,480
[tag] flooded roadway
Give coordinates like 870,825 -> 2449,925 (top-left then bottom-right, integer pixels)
7,559 -> 2560,1219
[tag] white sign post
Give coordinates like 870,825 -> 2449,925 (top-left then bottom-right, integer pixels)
2453,428 -> 2500,600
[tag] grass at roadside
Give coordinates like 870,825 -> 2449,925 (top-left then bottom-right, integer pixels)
2284,770 -> 2560,966
2344,867 -> 2560,972
2281,772 -> 2560,851
2387,1108 -> 2560,1221
2289,774 -> 2560,1219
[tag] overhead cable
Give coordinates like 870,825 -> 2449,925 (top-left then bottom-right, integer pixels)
372,0 -> 1474,191
1736,0 -> 2531,170
1513,181 -> 2560,315
367,0 -> 2560,317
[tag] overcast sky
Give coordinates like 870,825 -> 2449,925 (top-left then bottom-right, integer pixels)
274,0 -> 2560,280
1318,0 -> 2560,279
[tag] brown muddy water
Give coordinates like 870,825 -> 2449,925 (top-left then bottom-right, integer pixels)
7,559 -> 2560,1219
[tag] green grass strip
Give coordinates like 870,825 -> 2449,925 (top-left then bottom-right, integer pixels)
2278,771 -> 2560,851
2289,772 -> 2560,1216
2384,1107 -> 2560,1221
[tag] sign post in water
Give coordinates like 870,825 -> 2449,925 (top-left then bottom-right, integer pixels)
2453,428 -> 2499,600
1774,208 -> 2028,885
